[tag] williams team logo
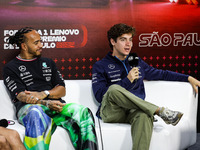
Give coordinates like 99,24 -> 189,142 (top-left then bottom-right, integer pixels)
108,64 -> 115,69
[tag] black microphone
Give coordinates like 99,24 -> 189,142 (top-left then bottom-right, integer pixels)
127,53 -> 139,68
0,119 -> 8,127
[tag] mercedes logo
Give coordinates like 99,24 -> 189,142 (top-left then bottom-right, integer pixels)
18,65 -> 26,72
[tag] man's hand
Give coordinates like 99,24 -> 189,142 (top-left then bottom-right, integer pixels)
24,86 -> 65,101
188,76 -> 200,94
17,91 -> 39,104
127,67 -> 140,83
46,100 -> 65,112
25,90 -> 47,100
25,94 -> 39,104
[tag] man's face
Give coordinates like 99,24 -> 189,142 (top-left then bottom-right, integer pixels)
111,33 -> 133,60
24,30 -> 43,58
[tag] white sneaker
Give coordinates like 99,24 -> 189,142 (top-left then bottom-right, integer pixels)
158,107 -> 183,126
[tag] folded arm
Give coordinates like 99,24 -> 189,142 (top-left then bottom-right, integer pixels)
16,85 -> 66,112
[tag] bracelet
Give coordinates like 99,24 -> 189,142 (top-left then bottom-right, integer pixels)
46,100 -> 51,108
35,97 -> 40,104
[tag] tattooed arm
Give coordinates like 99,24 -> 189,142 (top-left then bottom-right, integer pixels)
37,100 -> 65,112
24,85 -> 66,100
16,91 -> 39,104
16,90 -> 65,112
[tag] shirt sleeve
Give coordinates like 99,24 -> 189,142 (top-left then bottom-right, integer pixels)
3,66 -> 26,102
92,61 -> 133,103
50,59 -> 65,88
92,62 -> 109,103
141,60 -> 189,82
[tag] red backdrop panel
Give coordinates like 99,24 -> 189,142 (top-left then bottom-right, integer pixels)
0,0 -> 199,80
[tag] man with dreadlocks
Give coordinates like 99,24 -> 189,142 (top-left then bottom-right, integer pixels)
3,27 -> 98,150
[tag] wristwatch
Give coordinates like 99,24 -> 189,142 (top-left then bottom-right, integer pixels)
44,90 -> 50,98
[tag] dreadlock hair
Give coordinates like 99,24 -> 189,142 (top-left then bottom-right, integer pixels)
107,23 -> 135,49
7,27 -> 35,49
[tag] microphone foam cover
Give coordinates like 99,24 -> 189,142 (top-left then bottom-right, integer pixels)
0,119 -> 8,127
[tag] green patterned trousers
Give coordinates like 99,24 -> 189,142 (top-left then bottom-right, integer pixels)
18,103 -> 98,150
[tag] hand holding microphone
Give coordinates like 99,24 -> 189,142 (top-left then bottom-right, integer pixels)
127,53 -> 141,83
127,67 -> 140,83
128,53 -> 139,68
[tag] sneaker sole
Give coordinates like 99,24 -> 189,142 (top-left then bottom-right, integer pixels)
172,113 -> 183,126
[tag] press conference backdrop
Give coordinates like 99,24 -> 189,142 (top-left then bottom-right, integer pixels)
0,0 -> 200,129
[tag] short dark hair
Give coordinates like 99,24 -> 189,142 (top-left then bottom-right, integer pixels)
7,27 -> 35,48
107,23 -> 135,49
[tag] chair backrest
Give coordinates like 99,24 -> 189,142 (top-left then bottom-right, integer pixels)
1,80 -> 196,124
0,80 -> 99,120
0,80 -> 17,120
144,81 -> 197,119
63,80 -> 100,115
